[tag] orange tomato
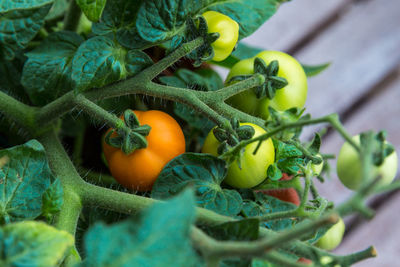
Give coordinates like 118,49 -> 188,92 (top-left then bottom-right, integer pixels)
102,110 -> 185,191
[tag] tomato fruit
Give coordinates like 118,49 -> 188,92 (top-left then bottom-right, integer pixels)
260,173 -> 300,206
102,110 -> 185,191
202,123 -> 275,188
226,51 -> 308,119
297,258 -> 312,265
315,217 -> 345,250
337,135 -> 398,190
202,11 -> 239,62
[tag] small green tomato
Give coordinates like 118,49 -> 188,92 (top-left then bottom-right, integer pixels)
201,123 -> 275,188
316,217 -> 345,251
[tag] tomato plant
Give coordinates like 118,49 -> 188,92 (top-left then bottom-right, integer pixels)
337,135 -> 398,190
315,217 -> 346,251
226,51 -> 308,119
102,110 -> 185,191
0,0 -> 396,266
202,123 -> 275,188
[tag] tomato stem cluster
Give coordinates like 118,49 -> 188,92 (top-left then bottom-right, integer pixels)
0,36 -> 393,266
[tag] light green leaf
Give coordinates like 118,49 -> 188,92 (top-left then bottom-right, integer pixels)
302,63 -> 330,77
41,178 -> 63,221
77,0 -> 107,22
152,153 -> 243,217
0,140 -> 59,223
0,221 -> 74,266
45,0 -> 68,20
21,31 -> 84,106
0,0 -> 53,59
80,189 -> 201,267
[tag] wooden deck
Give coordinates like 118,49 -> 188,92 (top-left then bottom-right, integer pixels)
241,0 -> 400,266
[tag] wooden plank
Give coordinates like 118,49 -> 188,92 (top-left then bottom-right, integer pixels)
295,0 -> 400,121
243,0 -> 350,52
334,191 -> 400,267
315,72 -> 400,204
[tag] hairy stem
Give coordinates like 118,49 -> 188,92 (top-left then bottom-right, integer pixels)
63,0 -> 82,31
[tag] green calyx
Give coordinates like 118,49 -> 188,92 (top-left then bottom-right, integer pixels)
214,118 -> 255,155
361,131 -> 395,166
228,58 -> 288,99
186,16 -> 220,67
105,110 -> 151,154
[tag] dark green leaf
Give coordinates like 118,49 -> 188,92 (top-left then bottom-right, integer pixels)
72,36 -> 151,92
302,63 -> 330,77
41,178 -> 63,220
0,0 -> 53,59
77,0 -> 107,22
277,157 -> 303,175
0,221 -> 73,266
274,140 -> 303,160
80,189 -> 201,267
92,0 -> 151,49
136,0 -> 192,43
0,140 -> 58,223
152,153 -> 243,217
204,219 -> 260,267
308,133 -> 321,154
202,0 -> 286,40
21,31 -> 84,106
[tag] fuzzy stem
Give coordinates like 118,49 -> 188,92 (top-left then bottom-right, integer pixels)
63,0 -> 82,31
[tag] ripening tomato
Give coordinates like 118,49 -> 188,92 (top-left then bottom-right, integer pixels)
337,135 -> 398,190
226,51 -> 308,119
202,11 -> 239,61
201,123 -> 275,188
260,173 -> 300,206
102,110 -> 185,191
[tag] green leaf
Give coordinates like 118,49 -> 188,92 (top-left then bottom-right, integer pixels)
267,163 -> 282,181
203,219 -> 260,267
0,140 -> 59,223
45,0 -> 68,21
203,0 -> 286,40
0,221 -> 74,266
41,178 -> 63,221
274,139 -> 303,160
136,0 -> 192,43
232,42 -> 263,59
21,31 -> 84,106
92,0 -> 151,49
302,63 -> 330,77
0,0 -> 53,60
80,189 -> 201,267
71,36 -> 152,92
242,193 -> 297,231
77,0 -> 107,22
152,153 -> 243,217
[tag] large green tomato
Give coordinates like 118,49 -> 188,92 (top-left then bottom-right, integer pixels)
202,11 -> 239,62
337,135 -> 398,190
201,123 -> 275,188
315,217 -> 345,251
226,51 -> 308,119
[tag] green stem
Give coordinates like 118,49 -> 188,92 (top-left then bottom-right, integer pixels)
63,0 -> 82,31
0,91 -> 36,132
191,214 -> 337,259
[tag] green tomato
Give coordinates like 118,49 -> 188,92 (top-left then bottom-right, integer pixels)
311,154 -> 324,176
337,135 -> 398,190
226,51 -> 308,119
315,217 -> 345,251
202,11 -> 239,62
201,123 -> 275,188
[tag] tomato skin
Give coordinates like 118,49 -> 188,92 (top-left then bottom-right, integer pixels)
201,123 -> 275,188
226,51 -> 308,119
315,217 -> 345,251
102,110 -> 185,191
202,11 -> 239,62
260,173 -> 300,206
337,135 -> 398,190
297,258 -> 312,265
